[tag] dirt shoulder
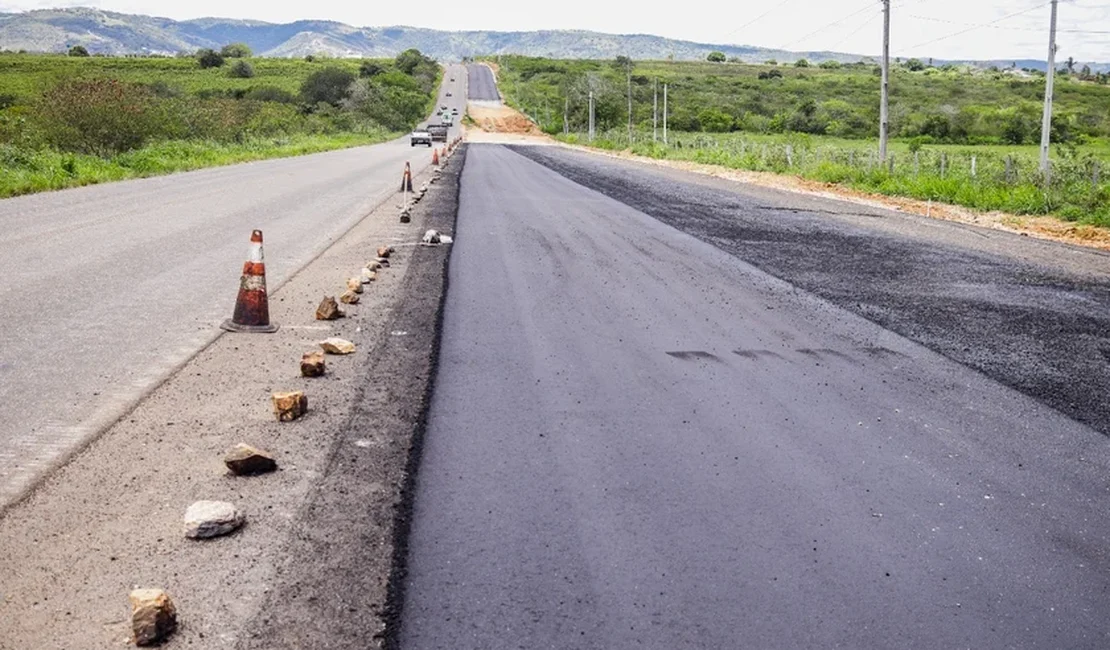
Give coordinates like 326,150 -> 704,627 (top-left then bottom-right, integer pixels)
0,148 -> 464,649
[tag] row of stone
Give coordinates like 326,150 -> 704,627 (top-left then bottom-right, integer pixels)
129,244 -> 399,645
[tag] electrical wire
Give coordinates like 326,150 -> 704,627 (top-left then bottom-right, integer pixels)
907,1 -> 1052,49
778,0 -> 879,50
829,9 -> 884,50
906,12 -> 1110,34
722,0 -> 794,41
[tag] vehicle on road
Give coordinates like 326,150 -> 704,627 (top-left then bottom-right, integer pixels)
446,91 -> 453,97
410,129 -> 433,147
441,114 -> 454,126
428,123 -> 448,142
451,108 -> 459,115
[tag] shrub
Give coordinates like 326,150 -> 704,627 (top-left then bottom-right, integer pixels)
244,86 -> 295,103
38,79 -> 164,156
707,51 -> 726,63
196,49 -> 225,69
300,67 -> 357,107
68,45 -> 89,57
758,69 -> 783,80
698,107 -> 733,132
795,59 -> 810,68
229,60 -> 255,79
220,43 -> 252,59
359,60 -> 385,78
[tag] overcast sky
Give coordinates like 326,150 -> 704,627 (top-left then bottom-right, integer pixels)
2,0 -> 1108,61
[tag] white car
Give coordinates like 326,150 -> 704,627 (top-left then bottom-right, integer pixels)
410,130 -> 433,147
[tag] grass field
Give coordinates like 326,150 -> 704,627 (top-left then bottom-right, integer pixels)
0,52 -> 437,197
0,54 -> 362,101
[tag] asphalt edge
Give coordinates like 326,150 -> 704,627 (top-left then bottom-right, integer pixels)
379,143 -> 466,650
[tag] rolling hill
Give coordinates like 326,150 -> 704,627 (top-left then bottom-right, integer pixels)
0,7 -> 1105,72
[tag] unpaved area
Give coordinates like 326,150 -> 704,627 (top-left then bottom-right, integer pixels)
465,103 -> 549,144
0,148 -> 464,649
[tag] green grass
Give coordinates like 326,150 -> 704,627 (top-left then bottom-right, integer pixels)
0,131 -> 394,198
0,54 -> 362,101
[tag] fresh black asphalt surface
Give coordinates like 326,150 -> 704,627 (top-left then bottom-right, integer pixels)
398,144 -> 1110,649
467,63 -> 501,102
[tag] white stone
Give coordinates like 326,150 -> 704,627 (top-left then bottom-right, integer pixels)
183,501 -> 244,539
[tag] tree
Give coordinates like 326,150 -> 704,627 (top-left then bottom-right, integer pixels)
220,43 -> 252,59
228,60 -> 255,78
1066,56 -> 1075,74
68,45 -> 89,57
300,67 -> 357,106
707,51 -> 726,63
698,107 -> 732,132
794,59 -> 809,68
359,60 -> 385,78
196,49 -> 225,69
395,48 -> 428,75
819,60 -> 841,70
613,55 -> 633,70
1080,64 -> 1092,80
765,59 -> 777,66
905,58 -> 926,72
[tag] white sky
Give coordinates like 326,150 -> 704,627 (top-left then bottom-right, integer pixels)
2,0 -> 1108,61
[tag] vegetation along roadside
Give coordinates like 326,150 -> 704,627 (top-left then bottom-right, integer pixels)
492,55 -> 1110,227
0,47 -> 441,197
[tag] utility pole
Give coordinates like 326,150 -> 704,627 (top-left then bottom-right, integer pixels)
589,91 -> 595,142
1040,0 -> 1059,181
653,79 -> 658,143
879,0 -> 890,161
627,64 -> 633,145
564,96 -> 569,136
663,84 -> 668,145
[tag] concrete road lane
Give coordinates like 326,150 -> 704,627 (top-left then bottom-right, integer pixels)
467,63 -> 501,102
0,65 -> 467,508
399,144 -> 1110,649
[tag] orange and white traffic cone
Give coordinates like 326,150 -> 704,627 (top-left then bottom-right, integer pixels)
400,162 -> 413,193
432,148 -> 440,166
220,229 -> 279,333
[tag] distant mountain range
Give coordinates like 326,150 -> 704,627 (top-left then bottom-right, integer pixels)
1,7 -> 1107,72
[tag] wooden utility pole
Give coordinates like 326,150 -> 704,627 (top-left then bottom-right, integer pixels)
1040,0 -> 1059,181
879,0 -> 891,161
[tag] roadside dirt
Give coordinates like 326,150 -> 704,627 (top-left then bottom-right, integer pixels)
567,145 -> 1110,252
0,149 -> 463,649
466,103 -> 548,139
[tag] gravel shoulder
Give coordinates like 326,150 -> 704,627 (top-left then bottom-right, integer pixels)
0,147 -> 464,649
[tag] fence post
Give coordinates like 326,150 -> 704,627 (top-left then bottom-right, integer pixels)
1093,161 -> 1101,191
888,154 -> 894,174
786,145 -> 793,167
941,153 -> 947,178
1005,155 -> 1013,184
850,150 -> 856,167
913,151 -> 919,177
971,155 -> 977,178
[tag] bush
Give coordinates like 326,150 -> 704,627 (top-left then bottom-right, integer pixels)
359,60 -> 385,78
229,60 -> 255,79
707,51 -> 726,63
220,43 -> 252,59
244,86 -> 295,103
68,45 -> 89,57
758,69 -> 783,80
795,59 -> 810,68
698,107 -> 733,132
196,49 -> 225,69
300,67 -> 357,107
38,79 -> 165,156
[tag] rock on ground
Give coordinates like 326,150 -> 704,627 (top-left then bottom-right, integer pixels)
183,501 -> 244,539
272,391 -> 308,422
315,296 -> 344,321
224,443 -> 278,476
319,338 -> 356,355
130,588 -> 177,646
300,351 -> 326,378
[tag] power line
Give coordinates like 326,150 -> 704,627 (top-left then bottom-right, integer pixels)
722,0 -> 794,40
829,9 -> 883,50
778,0 -> 877,50
906,13 -> 1110,35
908,2 -> 1051,50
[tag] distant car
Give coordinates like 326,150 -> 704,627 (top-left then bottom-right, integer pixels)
446,91 -> 452,97
441,114 -> 454,126
428,124 -> 449,142
451,107 -> 459,115
450,77 -> 455,82
441,105 -> 448,111
410,129 -> 433,147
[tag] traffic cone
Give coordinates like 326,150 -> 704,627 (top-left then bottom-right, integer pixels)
220,230 -> 279,333
400,162 -> 413,193
432,149 -> 440,166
